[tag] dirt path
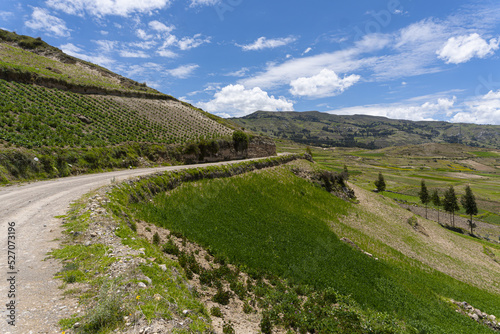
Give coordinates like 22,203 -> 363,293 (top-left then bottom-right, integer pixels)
0,159 -> 267,334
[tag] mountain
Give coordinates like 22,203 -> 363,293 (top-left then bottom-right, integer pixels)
231,110 -> 500,149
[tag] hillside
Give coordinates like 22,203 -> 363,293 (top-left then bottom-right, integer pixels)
232,110 -> 500,149
50,156 -> 500,333
0,30 -> 276,184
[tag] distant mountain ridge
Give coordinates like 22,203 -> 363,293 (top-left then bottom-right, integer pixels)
231,110 -> 500,149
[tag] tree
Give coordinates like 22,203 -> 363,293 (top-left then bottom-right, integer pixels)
443,186 -> 459,227
342,164 -> 349,180
419,180 -> 430,219
461,185 -> 478,234
374,172 -> 386,192
431,190 -> 442,223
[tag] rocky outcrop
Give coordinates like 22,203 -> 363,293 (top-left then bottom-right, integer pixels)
451,299 -> 500,331
183,136 -> 277,163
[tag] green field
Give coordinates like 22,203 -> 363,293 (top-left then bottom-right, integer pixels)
115,161 -> 500,333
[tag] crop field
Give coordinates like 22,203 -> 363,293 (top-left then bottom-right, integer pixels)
279,141 -> 500,229
119,162 -> 500,333
0,79 -> 233,148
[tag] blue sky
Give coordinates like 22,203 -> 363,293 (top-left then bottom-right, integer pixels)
1,0 -> 500,124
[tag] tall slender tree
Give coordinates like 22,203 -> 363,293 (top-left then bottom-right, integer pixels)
461,185 -> 478,234
443,186 -> 459,227
374,172 -> 386,192
419,180 -> 430,219
431,190 -> 442,223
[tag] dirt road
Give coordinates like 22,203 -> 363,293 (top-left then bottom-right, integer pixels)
0,159 -> 264,333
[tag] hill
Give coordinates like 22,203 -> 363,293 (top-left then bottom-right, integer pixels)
0,30 -> 275,183
232,110 -> 500,149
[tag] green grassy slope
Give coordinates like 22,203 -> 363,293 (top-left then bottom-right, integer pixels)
0,29 -> 163,95
232,110 -> 500,149
122,163 -> 500,333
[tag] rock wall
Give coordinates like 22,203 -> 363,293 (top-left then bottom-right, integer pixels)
183,136 -> 277,163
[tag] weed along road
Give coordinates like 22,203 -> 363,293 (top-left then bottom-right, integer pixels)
0,158 -> 269,333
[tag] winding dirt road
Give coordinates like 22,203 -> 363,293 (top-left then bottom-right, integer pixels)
0,159 -> 264,333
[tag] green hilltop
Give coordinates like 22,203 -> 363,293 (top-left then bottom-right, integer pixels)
232,110 -> 500,149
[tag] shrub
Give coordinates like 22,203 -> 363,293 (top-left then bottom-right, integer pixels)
407,216 -> 418,228
213,288 -> 232,305
243,302 -> 253,314
232,131 -> 249,152
210,306 -> 223,317
260,312 -> 273,334
152,232 -> 160,245
82,281 -> 127,332
222,321 -> 235,334
162,240 -> 179,256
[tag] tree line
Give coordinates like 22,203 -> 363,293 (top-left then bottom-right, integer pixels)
375,173 -> 478,234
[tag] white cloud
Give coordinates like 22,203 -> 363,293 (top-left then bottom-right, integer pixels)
136,29 -> 153,40
437,33 -> 499,64
128,41 -> 157,49
94,40 -> 117,52
240,19 -> 458,90
290,69 -> 361,98
46,0 -> 172,17
328,97 -> 457,122
25,7 -> 71,37
453,90 -> 500,124
156,49 -> 177,58
239,36 -> 297,51
166,64 -> 199,78
119,50 -> 150,58
148,20 -> 174,33
60,43 -> 115,66
0,11 -> 14,20
303,47 -> 312,55
177,34 -> 210,50
198,84 -> 294,117
225,67 -> 249,77
189,0 -> 220,7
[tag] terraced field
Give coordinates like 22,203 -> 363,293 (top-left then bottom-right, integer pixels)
0,79 -> 233,148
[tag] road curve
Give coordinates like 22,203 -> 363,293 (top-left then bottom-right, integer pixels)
0,158 -> 268,333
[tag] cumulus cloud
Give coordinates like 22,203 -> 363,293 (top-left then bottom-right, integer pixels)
166,64 -> 199,78
437,33 -> 499,64
290,69 -> 361,98
198,84 -> 294,117
25,7 -> 71,37
328,97 -> 457,122
239,36 -> 297,51
452,90 -> 500,124
46,0 -> 171,17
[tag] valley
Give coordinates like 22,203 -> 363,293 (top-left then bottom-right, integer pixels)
1,29 -> 500,334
